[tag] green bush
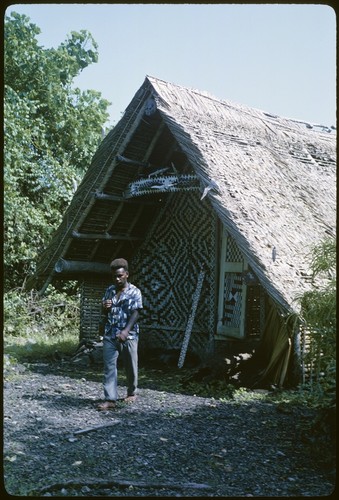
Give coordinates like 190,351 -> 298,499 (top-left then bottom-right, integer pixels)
4,286 -> 80,362
298,238 -> 336,398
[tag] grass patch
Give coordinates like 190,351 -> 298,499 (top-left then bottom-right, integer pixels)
3,330 -> 79,382
4,331 -> 79,362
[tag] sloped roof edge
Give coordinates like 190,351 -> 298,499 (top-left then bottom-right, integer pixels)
144,75 -> 336,314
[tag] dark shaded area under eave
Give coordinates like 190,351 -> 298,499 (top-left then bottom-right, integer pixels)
53,109 -> 198,278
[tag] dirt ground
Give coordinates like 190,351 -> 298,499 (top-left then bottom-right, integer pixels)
3,359 -> 336,497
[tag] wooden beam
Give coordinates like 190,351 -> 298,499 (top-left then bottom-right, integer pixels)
94,192 -> 124,202
93,192 -> 156,205
55,259 -> 111,274
116,154 -> 149,167
127,205 -> 145,235
143,122 -> 166,160
71,231 -> 141,241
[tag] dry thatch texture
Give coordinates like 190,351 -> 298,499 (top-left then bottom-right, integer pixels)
147,76 -> 336,312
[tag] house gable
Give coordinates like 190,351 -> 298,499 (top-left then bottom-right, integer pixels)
29,75 -> 336,318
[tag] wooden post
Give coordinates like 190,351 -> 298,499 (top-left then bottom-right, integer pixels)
55,259 -> 111,275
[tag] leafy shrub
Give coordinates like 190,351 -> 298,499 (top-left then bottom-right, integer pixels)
183,379 -> 237,399
4,12 -> 110,290
293,238 -> 336,468
298,238 -> 336,397
4,286 -> 80,362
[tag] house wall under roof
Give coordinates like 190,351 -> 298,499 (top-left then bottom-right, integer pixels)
77,188 -> 269,362
129,190 -> 218,355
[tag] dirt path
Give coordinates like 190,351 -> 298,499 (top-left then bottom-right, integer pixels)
3,361 -> 335,497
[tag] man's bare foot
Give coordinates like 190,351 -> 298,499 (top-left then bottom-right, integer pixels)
97,401 -> 116,411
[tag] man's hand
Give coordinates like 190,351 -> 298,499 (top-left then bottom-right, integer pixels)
103,299 -> 112,309
117,330 -> 129,342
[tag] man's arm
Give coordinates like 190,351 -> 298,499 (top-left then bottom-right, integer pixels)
117,309 -> 140,341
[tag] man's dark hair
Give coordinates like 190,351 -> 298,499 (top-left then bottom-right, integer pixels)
110,258 -> 129,271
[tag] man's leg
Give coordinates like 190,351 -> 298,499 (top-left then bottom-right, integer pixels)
102,336 -> 119,401
123,338 -> 138,398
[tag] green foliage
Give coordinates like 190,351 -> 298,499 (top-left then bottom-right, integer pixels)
3,287 -> 80,364
309,238 -> 336,279
300,238 -> 336,330
297,237 -> 336,399
183,379 -> 237,399
4,12 -> 111,289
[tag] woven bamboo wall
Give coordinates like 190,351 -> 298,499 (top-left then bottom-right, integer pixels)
78,191 -> 266,350
299,327 -> 325,384
131,191 -> 218,354
245,284 -> 266,338
80,278 -> 111,340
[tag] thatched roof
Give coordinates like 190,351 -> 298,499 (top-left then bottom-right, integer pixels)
29,76 -> 336,314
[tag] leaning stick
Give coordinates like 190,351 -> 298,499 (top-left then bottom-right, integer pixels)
178,266 -> 205,368
35,478 -> 212,495
73,421 -> 121,435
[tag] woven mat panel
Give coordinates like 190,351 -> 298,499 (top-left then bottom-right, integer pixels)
131,191 -> 218,353
300,327 -> 324,384
80,278 -> 111,340
138,328 -> 187,351
245,285 -> 263,338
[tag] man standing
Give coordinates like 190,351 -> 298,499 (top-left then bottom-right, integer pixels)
97,258 -> 143,411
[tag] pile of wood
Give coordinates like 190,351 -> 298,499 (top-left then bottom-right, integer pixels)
70,338 -> 104,366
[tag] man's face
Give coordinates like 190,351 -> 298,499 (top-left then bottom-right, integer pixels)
113,267 -> 129,290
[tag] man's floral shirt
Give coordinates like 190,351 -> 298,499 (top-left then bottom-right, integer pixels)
102,283 -> 143,339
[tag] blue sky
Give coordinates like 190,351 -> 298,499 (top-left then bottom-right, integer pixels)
5,3 -> 336,128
